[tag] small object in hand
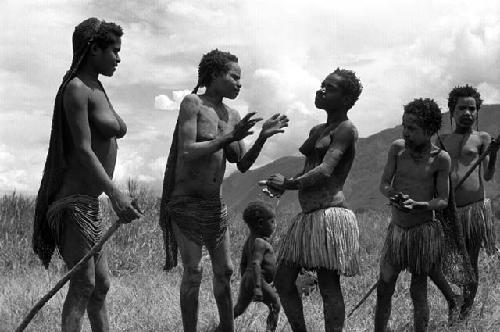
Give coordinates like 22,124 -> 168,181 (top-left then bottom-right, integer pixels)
259,180 -> 283,198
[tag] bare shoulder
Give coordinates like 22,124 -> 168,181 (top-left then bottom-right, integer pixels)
336,120 -> 358,140
308,123 -> 325,137
477,130 -> 492,143
64,77 -> 90,101
391,139 -> 405,151
253,237 -> 271,250
179,94 -> 202,116
224,104 -> 242,123
435,149 -> 451,169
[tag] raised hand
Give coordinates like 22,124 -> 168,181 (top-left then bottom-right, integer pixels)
232,112 -> 263,141
259,113 -> 289,139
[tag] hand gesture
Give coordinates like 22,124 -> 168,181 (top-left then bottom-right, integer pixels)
109,189 -> 143,223
259,113 -> 289,139
231,112 -> 262,141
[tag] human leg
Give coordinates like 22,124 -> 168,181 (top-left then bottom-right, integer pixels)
262,281 -> 281,332
374,260 -> 399,332
274,264 -> 305,332
60,218 -> 99,332
172,221 -> 204,332
87,251 -> 111,332
410,274 -> 429,332
461,244 -> 480,318
233,272 -> 253,319
208,230 -> 234,332
317,268 -> 344,332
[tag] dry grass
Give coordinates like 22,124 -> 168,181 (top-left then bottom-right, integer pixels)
1,189 -> 499,331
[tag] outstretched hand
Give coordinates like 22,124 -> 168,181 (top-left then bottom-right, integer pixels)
232,112 -> 263,141
259,113 -> 289,139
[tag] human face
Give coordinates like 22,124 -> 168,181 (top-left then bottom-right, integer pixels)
453,97 -> 477,130
94,37 -> 121,77
315,73 -> 345,110
212,62 -> 241,99
258,217 -> 275,237
402,113 -> 429,149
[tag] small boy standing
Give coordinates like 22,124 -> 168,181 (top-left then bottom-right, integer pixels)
374,98 -> 455,332
234,201 -> 280,332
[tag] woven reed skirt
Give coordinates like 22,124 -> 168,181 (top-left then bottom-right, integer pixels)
277,207 -> 360,276
381,221 -> 443,275
457,198 -> 496,251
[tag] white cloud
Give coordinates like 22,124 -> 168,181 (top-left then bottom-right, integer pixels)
2,0 -> 500,192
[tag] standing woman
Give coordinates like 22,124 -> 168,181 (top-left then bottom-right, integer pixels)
266,68 -> 362,332
33,18 -> 141,332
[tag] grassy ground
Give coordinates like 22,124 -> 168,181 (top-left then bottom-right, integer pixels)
1,190 -> 499,331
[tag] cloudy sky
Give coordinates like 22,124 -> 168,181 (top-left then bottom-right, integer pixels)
1,0 -> 500,194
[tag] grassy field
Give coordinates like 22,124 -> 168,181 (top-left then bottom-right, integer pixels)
1,189 -> 499,332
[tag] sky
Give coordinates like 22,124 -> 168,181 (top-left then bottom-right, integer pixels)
1,0 -> 500,194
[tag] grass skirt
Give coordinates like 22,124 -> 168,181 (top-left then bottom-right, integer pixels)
381,221 -> 442,275
46,194 -> 102,252
277,207 -> 360,276
457,199 -> 496,252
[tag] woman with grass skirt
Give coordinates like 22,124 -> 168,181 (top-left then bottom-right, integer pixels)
265,68 -> 362,332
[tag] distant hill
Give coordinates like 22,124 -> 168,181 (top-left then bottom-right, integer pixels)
222,104 -> 500,215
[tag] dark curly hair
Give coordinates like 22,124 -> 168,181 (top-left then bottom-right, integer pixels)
243,201 -> 275,228
73,18 -> 123,65
403,98 -> 442,135
448,84 -> 483,115
332,68 -> 363,110
192,49 -> 238,94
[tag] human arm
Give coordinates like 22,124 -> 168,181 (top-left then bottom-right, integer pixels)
239,243 -> 249,277
251,238 -> 268,301
380,141 -> 401,199
179,95 -> 259,160
481,132 -> 499,181
226,113 -> 288,172
63,80 -> 140,223
267,123 -> 356,191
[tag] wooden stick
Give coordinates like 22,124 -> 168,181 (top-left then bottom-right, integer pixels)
16,222 -> 122,332
347,280 -> 378,318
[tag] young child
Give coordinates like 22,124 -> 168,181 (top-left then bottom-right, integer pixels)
438,85 -> 499,318
374,98 -> 455,332
234,201 -> 280,332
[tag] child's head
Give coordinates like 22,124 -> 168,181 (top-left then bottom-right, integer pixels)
402,98 -> 442,148
243,201 -> 276,237
192,49 -> 239,94
448,85 -> 482,129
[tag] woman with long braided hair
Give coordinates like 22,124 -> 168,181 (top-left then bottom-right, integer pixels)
33,18 -> 141,331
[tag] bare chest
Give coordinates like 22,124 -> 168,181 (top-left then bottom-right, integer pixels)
395,151 -> 437,182
443,135 -> 482,165
88,90 -> 120,139
196,106 -> 236,141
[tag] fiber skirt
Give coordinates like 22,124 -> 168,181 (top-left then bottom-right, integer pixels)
457,198 -> 496,252
277,207 -> 360,276
381,221 -> 443,275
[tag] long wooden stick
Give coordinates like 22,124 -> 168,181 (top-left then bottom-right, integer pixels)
16,222 -> 122,332
347,280 -> 378,318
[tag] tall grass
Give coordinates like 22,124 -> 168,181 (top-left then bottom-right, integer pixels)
1,189 -> 499,331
